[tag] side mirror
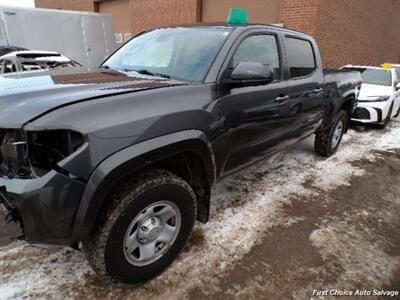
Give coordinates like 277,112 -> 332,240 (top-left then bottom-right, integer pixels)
228,62 -> 274,84
396,82 -> 400,91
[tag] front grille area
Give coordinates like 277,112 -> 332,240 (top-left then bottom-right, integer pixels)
352,107 -> 370,120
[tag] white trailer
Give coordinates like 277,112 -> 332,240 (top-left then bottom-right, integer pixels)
0,5 -> 115,67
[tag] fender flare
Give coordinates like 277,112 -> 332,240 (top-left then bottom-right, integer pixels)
324,92 -> 356,130
72,130 -> 216,241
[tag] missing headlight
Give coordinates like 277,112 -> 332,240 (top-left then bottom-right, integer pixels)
0,130 -> 31,178
28,130 -> 84,172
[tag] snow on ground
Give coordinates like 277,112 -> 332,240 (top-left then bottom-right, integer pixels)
310,209 -> 400,289
0,117 -> 400,299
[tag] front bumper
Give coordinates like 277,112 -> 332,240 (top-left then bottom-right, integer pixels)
0,170 -> 85,245
351,100 -> 391,124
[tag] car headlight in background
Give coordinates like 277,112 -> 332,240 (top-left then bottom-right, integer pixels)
359,96 -> 390,102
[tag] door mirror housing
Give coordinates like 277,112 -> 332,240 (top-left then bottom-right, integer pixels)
227,62 -> 274,85
396,81 -> 400,91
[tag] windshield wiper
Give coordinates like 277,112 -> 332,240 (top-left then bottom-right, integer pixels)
99,65 -> 120,72
134,69 -> 171,79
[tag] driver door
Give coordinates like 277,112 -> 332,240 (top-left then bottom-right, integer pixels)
217,32 -> 290,175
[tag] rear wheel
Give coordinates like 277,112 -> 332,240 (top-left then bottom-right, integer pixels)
83,169 -> 196,283
315,110 -> 347,157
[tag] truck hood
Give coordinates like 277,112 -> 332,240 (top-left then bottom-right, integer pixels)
0,67 -> 187,128
358,83 -> 393,99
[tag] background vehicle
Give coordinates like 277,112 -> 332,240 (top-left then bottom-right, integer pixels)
382,63 -> 400,80
342,65 -> 400,128
0,50 -> 81,74
0,5 -> 114,67
0,45 -> 27,57
0,23 -> 360,283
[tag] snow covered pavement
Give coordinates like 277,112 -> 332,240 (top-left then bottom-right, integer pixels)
1,117 -> 400,300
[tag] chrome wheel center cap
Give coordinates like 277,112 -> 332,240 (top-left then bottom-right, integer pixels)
138,217 -> 162,243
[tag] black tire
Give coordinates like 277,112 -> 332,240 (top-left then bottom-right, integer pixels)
394,104 -> 400,118
83,168 -> 196,283
377,103 -> 393,129
315,110 -> 347,157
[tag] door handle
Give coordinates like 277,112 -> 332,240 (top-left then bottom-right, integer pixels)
275,95 -> 289,104
308,87 -> 324,97
313,87 -> 324,95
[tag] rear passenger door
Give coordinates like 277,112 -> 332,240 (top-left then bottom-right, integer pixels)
284,36 -> 325,139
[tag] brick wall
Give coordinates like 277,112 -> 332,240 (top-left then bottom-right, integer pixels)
129,0 -> 200,34
35,0 -> 400,67
281,0 -> 320,36
316,0 -> 400,67
35,0 -> 95,12
282,0 -> 400,67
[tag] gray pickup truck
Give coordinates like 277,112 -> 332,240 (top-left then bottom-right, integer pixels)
0,23 -> 361,283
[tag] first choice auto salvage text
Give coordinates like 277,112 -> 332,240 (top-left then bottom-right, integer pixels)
312,289 -> 399,297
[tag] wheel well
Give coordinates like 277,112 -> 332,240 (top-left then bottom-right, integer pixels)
340,95 -> 355,131
99,151 -> 211,225
147,151 -> 211,223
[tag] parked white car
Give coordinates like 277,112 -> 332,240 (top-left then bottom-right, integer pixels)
342,65 -> 400,128
0,50 -> 81,74
383,63 -> 400,80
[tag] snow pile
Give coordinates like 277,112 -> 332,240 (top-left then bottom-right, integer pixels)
0,245 -> 92,299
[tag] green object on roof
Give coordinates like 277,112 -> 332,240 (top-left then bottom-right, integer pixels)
226,8 -> 248,25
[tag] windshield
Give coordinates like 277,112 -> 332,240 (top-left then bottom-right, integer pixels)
343,67 -> 392,86
103,27 -> 232,82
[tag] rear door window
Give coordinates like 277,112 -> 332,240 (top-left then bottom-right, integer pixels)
285,37 -> 316,78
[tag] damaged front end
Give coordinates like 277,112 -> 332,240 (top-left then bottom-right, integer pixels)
0,130 -> 32,179
0,128 -> 87,244
0,129 -> 31,228
27,129 -> 84,176
0,129 -> 84,178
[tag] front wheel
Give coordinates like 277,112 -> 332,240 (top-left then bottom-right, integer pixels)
315,110 -> 347,157
394,103 -> 400,117
83,169 -> 196,283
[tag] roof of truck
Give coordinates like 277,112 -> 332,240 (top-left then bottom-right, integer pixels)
148,22 -> 310,38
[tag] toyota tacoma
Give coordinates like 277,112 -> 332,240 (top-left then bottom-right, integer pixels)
0,22 -> 361,283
